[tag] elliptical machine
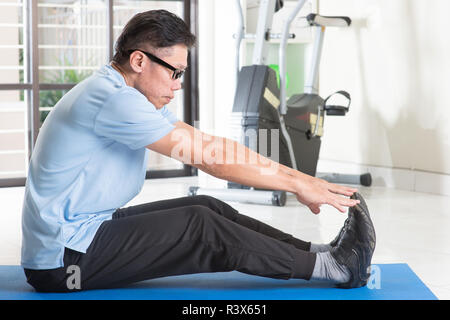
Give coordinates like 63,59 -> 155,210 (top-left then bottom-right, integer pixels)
188,0 -> 371,206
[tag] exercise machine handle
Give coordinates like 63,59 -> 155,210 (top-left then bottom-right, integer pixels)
306,13 -> 351,27
323,90 -> 351,116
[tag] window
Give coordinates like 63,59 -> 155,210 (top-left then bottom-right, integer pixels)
0,0 -> 198,187
0,90 -> 28,181
113,0 -> 187,174
0,0 -> 28,186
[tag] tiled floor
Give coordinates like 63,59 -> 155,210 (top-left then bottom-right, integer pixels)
1,175 -> 450,299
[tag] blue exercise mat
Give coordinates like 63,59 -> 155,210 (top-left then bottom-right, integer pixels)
0,264 -> 437,300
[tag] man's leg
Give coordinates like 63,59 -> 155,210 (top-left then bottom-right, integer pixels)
26,204 -> 316,292
114,195 -> 311,251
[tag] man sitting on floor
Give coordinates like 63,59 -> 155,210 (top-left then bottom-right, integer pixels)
21,9 -> 375,292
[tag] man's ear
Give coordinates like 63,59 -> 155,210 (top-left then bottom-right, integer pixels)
129,51 -> 145,73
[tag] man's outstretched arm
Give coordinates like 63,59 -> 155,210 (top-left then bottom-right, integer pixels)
147,121 -> 359,214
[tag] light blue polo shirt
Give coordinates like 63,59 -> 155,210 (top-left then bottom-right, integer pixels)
21,65 -> 178,270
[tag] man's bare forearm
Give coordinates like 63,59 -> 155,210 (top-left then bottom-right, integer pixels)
194,136 -> 302,194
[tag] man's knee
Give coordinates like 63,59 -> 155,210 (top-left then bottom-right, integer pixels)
193,195 -> 224,208
192,195 -> 238,219
186,204 -> 216,220
184,205 -> 225,232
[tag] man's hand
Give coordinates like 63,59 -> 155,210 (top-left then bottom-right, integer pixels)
293,174 -> 360,214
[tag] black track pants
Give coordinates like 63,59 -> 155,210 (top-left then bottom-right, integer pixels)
24,195 -> 316,292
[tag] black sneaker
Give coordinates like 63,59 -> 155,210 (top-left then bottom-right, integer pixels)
329,192 -> 370,247
330,192 -> 376,288
329,209 -> 353,247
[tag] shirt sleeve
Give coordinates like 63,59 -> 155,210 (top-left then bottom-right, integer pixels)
94,88 -> 175,150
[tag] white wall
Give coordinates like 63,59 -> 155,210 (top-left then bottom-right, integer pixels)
317,0 -> 450,177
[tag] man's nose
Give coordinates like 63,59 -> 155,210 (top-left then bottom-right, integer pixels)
171,78 -> 182,91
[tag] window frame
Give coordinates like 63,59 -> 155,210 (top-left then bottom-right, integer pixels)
0,0 -> 199,187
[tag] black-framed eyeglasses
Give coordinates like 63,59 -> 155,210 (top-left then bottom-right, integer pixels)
128,49 -> 185,80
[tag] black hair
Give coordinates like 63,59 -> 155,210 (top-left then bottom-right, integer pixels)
112,9 -> 196,65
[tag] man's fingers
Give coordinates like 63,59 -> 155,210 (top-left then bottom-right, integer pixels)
303,178 -> 360,214
307,196 -> 358,215
308,204 -> 321,215
340,196 -> 360,207
331,202 -> 346,213
328,194 -> 360,213
338,187 -> 358,196
327,183 -> 358,196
